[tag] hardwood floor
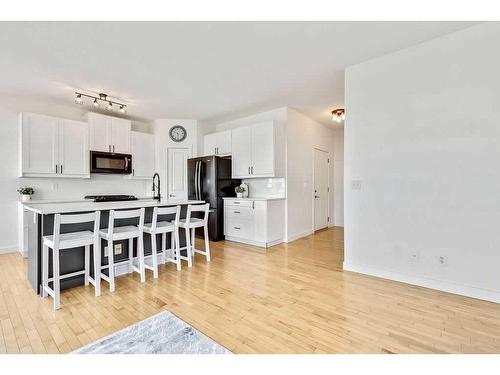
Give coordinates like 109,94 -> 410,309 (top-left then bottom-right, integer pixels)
0,227 -> 499,354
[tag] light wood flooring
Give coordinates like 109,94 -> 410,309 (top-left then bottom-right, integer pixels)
0,227 -> 499,354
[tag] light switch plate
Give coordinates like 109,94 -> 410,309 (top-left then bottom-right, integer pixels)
351,180 -> 362,190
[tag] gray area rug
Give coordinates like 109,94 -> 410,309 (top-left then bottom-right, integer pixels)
73,311 -> 232,354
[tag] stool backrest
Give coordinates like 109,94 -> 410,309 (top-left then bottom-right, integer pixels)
107,208 -> 145,238
151,205 -> 180,231
53,211 -> 101,246
185,203 -> 210,225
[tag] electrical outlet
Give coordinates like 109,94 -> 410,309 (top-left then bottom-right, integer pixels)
438,255 -> 448,266
410,250 -> 419,261
114,243 -> 122,255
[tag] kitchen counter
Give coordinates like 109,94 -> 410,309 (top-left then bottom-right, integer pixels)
23,198 -> 205,214
22,199 -> 205,294
222,197 -> 285,201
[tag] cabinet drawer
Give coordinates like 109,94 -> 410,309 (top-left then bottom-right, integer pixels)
226,206 -> 253,220
224,199 -> 253,208
225,217 -> 253,239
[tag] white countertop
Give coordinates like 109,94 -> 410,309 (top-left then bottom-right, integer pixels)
222,197 -> 285,201
22,198 -> 206,215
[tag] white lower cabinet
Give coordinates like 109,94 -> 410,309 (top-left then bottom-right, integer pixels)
224,198 -> 285,248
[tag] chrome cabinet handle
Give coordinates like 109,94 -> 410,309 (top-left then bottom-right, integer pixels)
108,145 -> 111,152
55,164 -> 58,174
234,211 -> 240,214
132,168 -> 134,176
113,145 -> 115,153
251,166 -> 254,174
248,166 -> 250,175
234,227 -> 240,230
60,165 -> 63,174
233,202 -> 240,204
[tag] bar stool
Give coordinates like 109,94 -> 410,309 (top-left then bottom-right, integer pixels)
178,203 -> 211,267
143,205 -> 181,276
42,211 -> 101,310
98,208 -> 145,293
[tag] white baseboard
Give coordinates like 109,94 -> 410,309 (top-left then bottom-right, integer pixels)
285,230 -> 313,243
343,262 -> 500,304
0,245 -> 19,255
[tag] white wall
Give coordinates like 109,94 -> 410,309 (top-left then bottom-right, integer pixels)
153,118 -> 198,198
286,108 -> 336,241
333,129 -> 344,226
344,23 -> 500,303
0,100 -> 152,254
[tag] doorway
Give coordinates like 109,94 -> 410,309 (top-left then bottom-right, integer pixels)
166,147 -> 191,200
313,148 -> 330,231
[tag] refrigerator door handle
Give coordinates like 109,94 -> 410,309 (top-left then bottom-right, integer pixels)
197,161 -> 202,201
195,161 -> 200,200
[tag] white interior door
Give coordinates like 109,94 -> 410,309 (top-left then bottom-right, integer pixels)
313,148 -> 329,231
167,147 -> 190,200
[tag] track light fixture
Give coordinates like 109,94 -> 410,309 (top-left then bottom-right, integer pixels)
74,92 -> 126,113
331,108 -> 345,123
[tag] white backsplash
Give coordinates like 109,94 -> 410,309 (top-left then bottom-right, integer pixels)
242,178 -> 286,198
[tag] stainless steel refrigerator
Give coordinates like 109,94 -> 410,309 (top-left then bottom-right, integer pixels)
188,156 -> 241,241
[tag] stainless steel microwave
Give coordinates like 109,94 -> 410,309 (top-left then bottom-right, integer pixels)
90,151 -> 132,174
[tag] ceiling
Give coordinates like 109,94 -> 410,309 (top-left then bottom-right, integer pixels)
0,22 -> 477,128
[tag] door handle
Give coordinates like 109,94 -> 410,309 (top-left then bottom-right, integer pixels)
315,195 -> 320,199
170,194 -> 175,197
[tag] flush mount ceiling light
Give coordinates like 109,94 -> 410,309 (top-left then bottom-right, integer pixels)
331,108 -> 345,123
74,92 -> 126,113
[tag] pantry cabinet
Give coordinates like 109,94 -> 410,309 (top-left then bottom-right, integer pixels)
88,113 -> 131,153
20,113 -> 89,178
231,121 -> 284,178
203,129 -> 231,156
130,131 -> 155,178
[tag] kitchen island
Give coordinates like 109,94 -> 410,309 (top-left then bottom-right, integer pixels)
22,198 -> 205,294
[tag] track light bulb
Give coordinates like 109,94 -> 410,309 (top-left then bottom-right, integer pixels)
119,105 -> 126,113
341,113 -> 345,120
75,94 -> 83,105
93,98 -> 99,108
107,102 -> 113,111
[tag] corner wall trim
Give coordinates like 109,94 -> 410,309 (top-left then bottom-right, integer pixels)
0,245 -> 19,255
343,262 -> 500,304
285,230 -> 314,243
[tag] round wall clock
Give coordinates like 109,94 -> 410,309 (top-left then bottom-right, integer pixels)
169,125 -> 187,142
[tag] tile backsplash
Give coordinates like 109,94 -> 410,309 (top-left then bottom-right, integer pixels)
241,178 -> 286,198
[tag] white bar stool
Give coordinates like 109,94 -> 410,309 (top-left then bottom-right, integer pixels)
42,211 -> 101,310
178,203 -> 211,267
143,205 -> 181,275
98,208 -> 145,292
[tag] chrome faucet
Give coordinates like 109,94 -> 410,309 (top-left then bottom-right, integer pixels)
152,173 -> 161,202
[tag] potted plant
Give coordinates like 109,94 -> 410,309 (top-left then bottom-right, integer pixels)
17,186 -> 34,202
235,185 -> 245,198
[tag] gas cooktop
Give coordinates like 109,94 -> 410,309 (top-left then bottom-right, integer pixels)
84,195 -> 138,203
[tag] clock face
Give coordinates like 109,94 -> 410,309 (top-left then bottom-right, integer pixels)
169,125 -> 187,142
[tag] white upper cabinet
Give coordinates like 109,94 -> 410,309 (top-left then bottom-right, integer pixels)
130,131 -> 155,179
203,129 -> 231,156
88,113 -> 131,153
231,126 -> 252,178
216,130 -> 231,155
111,117 -> 131,153
21,113 -> 59,176
231,121 -> 283,178
203,133 -> 217,156
58,119 -> 89,177
20,113 -> 89,178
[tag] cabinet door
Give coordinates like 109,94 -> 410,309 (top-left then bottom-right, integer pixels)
203,133 -> 217,156
231,126 -> 252,178
110,117 -> 131,153
88,114 -> 111,152
131,131 -> 155,178
59,120 -> 89,176
21,113 -> 58,175
216,130 -> 232,155
251,122 -> 275,176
